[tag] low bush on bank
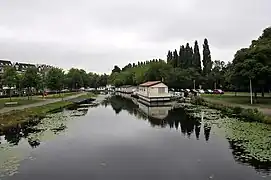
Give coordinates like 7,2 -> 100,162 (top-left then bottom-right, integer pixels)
191,96 -> 271,124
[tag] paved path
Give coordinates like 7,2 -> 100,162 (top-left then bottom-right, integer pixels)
204,97 -> 271,116
0,93 -> 86,114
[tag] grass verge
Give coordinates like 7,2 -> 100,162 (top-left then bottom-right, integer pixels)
37,92 -> 79,99
0,101 -> 73,130
191,96 -> 271,124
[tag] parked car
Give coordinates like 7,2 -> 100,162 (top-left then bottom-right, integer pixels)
213,89 -> 224,94
198,89 -> 205,94
205,89 -> 213,94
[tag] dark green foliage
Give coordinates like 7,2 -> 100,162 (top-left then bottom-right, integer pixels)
178,45 -> 185,68
191,96 -> 205,105
229,26 -> 271,96
193,41 -> 201,72
2,67 -> 17,88
65,68 -> 84,89
109,27 -> 271,93
46,67 -> 65,91
172,49 -> 179,68
112,65 -> 121,73
2,67 -> 18,101
202,38 -> 212,76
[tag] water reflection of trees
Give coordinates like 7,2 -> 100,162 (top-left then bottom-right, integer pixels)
102,96 -> 213,141
0,105 -> 87,148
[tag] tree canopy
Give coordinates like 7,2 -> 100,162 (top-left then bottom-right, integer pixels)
108,27 -> 271,96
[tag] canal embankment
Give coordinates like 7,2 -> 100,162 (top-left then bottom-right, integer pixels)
191,96 -> 271,124
0,92 -> 96,130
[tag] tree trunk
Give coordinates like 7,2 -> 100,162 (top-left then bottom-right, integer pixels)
261,87 -> 264,97
27,87 -> 30,100
235,91 -> 237,96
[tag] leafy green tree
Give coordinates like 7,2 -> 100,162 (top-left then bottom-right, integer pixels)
112,65 -> 121,73
22,67 -> 41,100
46,67 -> 65,94
79,69 -> 89,88
202,38 -> 212,76
229,27 -> 271,98
2,67 -> 17,101
66,68 -> 83,89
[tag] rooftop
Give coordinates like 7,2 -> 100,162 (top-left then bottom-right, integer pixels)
139,81 -> 161,87
0,60 -> 12,65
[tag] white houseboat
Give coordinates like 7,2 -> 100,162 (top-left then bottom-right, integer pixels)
137,81 -> 171,106
116,85 -> 136,94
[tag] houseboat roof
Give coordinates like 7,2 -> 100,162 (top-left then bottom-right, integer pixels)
139,81 -> 162,87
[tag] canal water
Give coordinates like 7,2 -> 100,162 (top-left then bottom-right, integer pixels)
0,95 -> 270,180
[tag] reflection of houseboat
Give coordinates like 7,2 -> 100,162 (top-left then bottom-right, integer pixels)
137,81 -> 171,106
138,101 -> 172,120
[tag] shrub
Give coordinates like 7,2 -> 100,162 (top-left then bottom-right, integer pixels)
232,106 -> 243,115
191,96 -> 205,105
193,98 -> 270,124
240,108 -> 265,122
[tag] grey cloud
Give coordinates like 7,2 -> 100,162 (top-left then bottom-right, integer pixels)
0,0 -> 270,73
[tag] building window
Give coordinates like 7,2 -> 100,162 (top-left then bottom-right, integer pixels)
158,87 -> 165,94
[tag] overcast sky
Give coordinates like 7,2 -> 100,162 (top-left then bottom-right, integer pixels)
0,0 -> 270,73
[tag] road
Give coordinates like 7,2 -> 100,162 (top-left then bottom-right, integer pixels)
0,93 -> 86,114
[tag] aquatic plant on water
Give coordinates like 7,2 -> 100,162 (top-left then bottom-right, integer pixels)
181,103 -> 271,171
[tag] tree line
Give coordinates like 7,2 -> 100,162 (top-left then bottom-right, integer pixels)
1,66 -> 108,99
109,27 -> 271,97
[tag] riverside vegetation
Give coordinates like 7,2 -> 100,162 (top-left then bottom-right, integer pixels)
191,96 -> 271,124
180,102 -> 271,170
0,93 -> 95,130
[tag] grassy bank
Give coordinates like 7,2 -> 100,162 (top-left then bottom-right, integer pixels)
0,92 -> 97,129
192,96 -> 271,124
202,94 -> 271,109
77,92 -> 97,99
37,92 -> 79,99
0,101 -> 73,130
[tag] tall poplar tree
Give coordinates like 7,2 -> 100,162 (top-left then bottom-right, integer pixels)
172,49 -> 179,68
193,40 -> 201,72
167,50 -> 173,65
202,38 -> 212,75
184,43 -> 193,68
178,45 -> 185,68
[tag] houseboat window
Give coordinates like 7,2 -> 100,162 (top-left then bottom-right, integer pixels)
158,87 -> 165,94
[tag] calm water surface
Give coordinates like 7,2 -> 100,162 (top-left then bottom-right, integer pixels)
0,96 -> 270,180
